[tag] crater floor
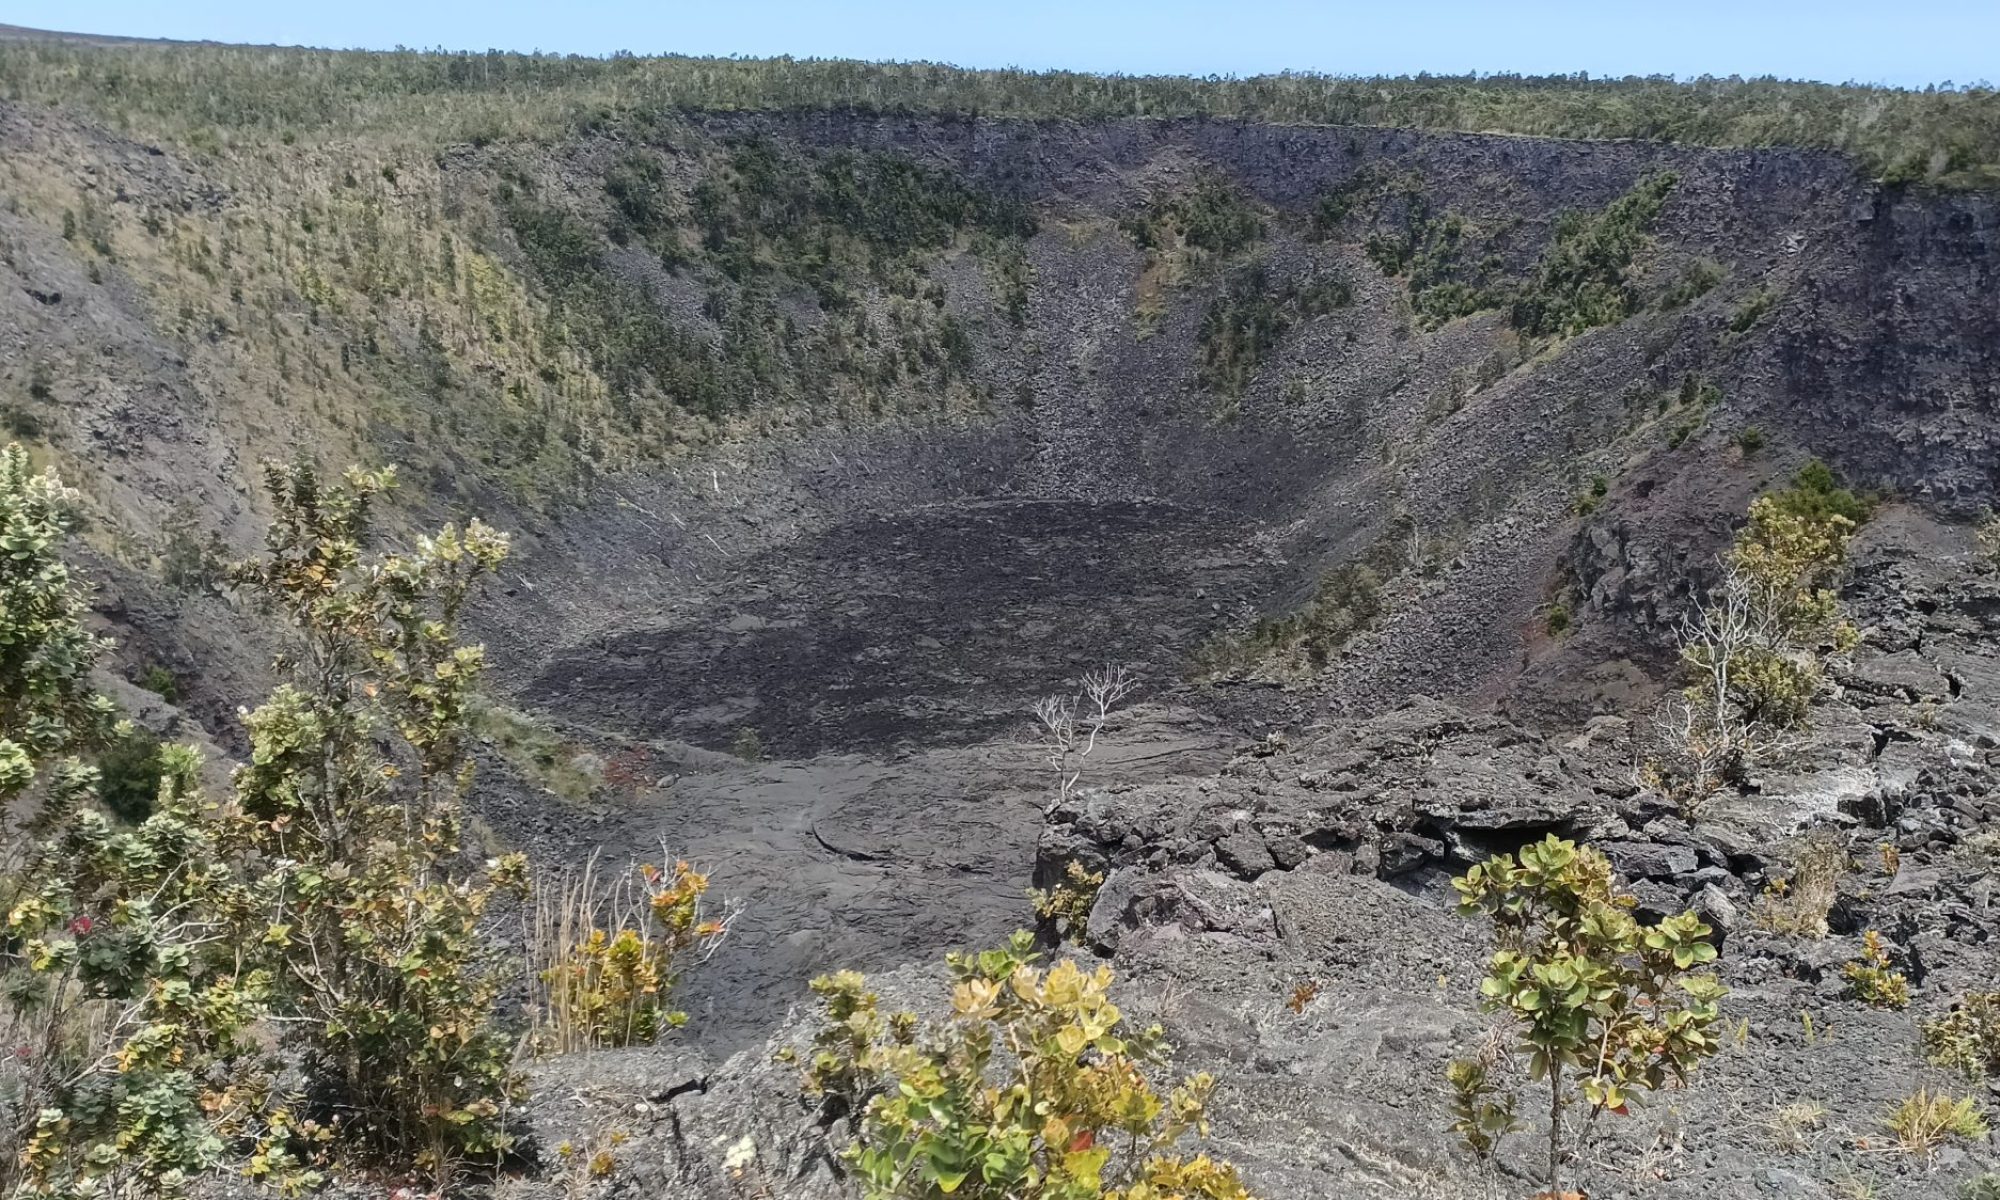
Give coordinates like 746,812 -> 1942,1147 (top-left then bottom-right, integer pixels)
502,497 -> 1286,1040
524,498 -> 1281,757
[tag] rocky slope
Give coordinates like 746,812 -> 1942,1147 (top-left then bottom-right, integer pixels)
515,512 -> 2000,1200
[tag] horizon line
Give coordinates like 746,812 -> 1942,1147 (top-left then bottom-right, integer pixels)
1,22 -> 1991,95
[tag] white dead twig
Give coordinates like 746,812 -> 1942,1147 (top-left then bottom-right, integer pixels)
1032,665 -> 1139,814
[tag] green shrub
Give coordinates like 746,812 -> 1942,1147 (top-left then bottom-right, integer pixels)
1341,171 -> 1676,335
1716,473 -> 1863,728
160,509 -> 229,595
0,404 -> 44,439
224,461 -> 526,1188
12,745 -> 269,1200
1654,473 -> 1866,806
1729,286 -> 1777,333
1736,425 -> 1767,455
502,190 -> 739,418
983,236 -> 1033,327
800,933 -> 1253,1200
505,137 -> 1025,425
1976,512 -> 2000,566
1844,930 -> 1911,1010
1923,991 -> 2000,1080
95,724 -> 165,824
138,663 -> 179,701
699,140 -> 1033,284
1511,172 -> 1678,338
1028,860 -> 1105,942
1658,256 -> 1727,309
1309,167 -> 1384,237
0,445 -> 260,1200
1296,270 -> 1355,315
0,446 -> 120,798
1678,372 -> 1721,407
1572,473 -> 1611,516
526,857 -> 726,1054
1767,459 -> 1874,527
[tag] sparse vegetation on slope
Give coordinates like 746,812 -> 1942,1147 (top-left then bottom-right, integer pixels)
2,40 -> 1997,187
0,80 -> 1042,516
1191,562 -> 1382,678
1344,171 -> 1509,329
1124,172 -> 1267,332
1196,262 -> 1350,399
1511,171 -> 1679,337
1326,170 -> 1678,336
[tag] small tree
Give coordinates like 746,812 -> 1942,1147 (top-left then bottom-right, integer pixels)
1031,665 -> 1137,813
1449,836 -> 1727,1194
223,461 -> 524,1188
802,932 -> 1253,1200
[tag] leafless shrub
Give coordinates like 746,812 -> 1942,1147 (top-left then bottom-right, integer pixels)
1646,568 -> 1811,811
1760,1100 -> 1828,1154
1031,664 -> 1138,813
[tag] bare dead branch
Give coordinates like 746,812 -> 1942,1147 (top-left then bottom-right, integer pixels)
1032,665 -> 1138,813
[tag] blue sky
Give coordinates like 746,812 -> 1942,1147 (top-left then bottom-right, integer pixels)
11,1 -> 1996,89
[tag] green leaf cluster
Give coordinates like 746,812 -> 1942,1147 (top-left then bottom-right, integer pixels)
803,933 -> 1253,1200
1450,835 -> 1727,1191
1923,991 -> 2000,1080
1843,929 -> 1911,1010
